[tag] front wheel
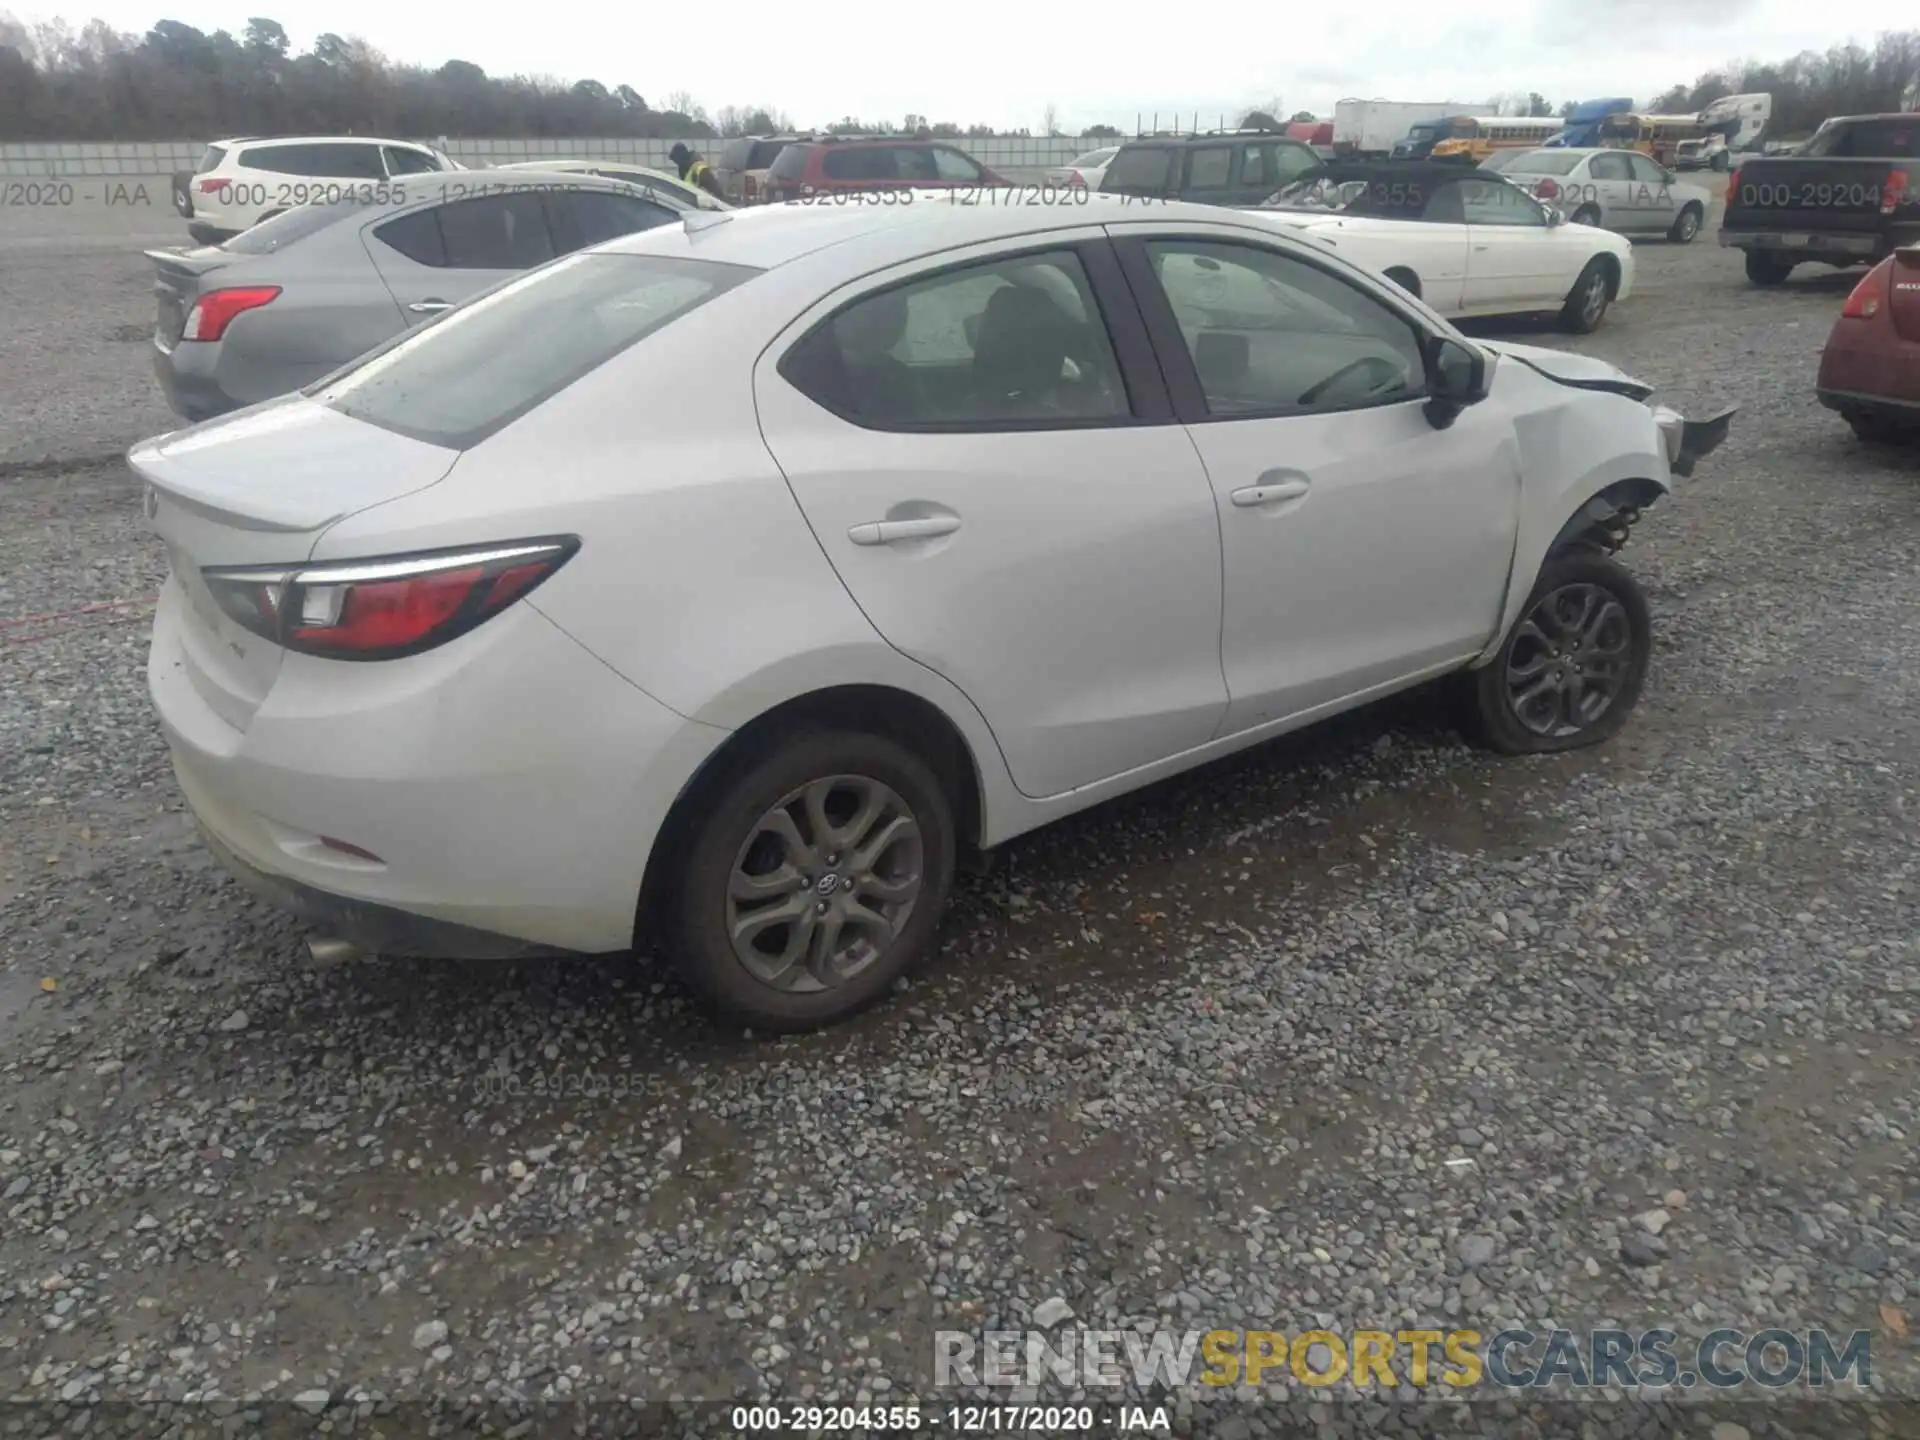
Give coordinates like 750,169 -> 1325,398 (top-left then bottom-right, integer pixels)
667,730 -> 956,1032
1558,258 -> 1614,333
1669,204 -> 1703,243
1461,550 -> 1652,756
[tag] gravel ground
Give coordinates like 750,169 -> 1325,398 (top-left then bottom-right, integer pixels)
3,188 -> 1919,1437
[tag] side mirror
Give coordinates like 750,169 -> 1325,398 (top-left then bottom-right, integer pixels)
1424,336 -> 1489,429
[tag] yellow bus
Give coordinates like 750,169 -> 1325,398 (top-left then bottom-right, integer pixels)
1591,112 -> 1708,166
1423,115 -> 1565,163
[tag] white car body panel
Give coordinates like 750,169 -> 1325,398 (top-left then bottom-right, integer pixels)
136,194 -> 1683,957
1259,208 -> 1632,318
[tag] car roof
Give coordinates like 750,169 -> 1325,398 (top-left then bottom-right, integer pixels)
219,135 -> 435,149
593,189 -> 1305,271
1120,132 -> 1298,147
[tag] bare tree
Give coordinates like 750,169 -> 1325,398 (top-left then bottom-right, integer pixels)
1042,102 -> 1061,136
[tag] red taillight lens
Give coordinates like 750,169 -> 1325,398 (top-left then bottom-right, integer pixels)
1882,168 -> 1909,216
743,175 -> 758,199
1068,170 -> 1084,187
196,177 -> 227,194
182,287 -> 281,342
1534,178 -> 1559,199
202,538 -> 578,661
1840,266 -> 1888,319
1725,166 -> 1741,199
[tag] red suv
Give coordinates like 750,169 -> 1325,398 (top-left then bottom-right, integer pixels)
763,137 -> 1007,200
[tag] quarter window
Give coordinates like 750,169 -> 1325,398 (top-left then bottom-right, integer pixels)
383,146 -> 441,176
1144,240 -> 1425,416
781,250 -> 1131,428
932,147 -> 982,182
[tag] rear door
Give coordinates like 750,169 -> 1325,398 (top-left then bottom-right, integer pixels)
1583,150 -> 1636,228
545,188 -> 681,252
362,192 -> 559,325
753,234 -> 1230,798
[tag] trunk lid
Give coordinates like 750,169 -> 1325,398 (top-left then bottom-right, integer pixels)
1893,247 -> 1920,344
147,245 -> 233,351
132,396 -> 461,731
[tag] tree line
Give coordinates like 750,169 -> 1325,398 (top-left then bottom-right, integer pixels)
1,15 -> 1916,144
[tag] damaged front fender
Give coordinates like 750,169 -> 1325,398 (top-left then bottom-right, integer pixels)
1653,404 -> 1739,478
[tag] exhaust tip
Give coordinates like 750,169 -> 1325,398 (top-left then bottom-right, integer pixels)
306,936 -> 369,966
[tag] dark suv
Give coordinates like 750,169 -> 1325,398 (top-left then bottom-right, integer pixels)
763,136 -> 1007,200
1098,130 -> 1321,206
713,135 -> 803,204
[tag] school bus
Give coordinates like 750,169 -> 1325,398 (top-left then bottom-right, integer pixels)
1589,112 -> 1709,166
1420,115 -> 1565,163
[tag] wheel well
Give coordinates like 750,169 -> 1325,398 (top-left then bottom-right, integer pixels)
1383,266 -> 1421,298
1680,199 -> 1705,216
1549,478 -> 1665,556
633,685 -> 986,945
1592,252 -> 1623,296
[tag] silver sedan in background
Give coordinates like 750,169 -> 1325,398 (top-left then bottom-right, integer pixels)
147,168 -> 692,422
1485,147 -> 1712,243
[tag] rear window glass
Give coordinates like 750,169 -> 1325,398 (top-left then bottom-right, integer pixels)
1100,146 -> 1173,192
768,145 -> 810,180
719,138 -> 755,170
1499,149 -> 1582,175
823,147 -> 897,180
197,144 -> 228,174
1803,120 -> 1920,157
313,253 -> 759,449
749,140 -> 791,168
221,199 -> 360,254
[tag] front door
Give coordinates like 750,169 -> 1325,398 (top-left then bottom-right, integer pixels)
1459,176 -> 1570,309
754,235 -> 1230,799
1114,227 -> 1521,734
1625,152 -> 1681,233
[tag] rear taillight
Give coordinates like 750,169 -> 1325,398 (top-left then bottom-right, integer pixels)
1841,266 -> 1889,319
1535,178 -> 1559,199
1068,169 -> 1085,188
1725,166 -> 1742,198
1882,168 -> 1909,216
181,287 -> 280,342
202,538 -> 578,661
196,177 -> 227,195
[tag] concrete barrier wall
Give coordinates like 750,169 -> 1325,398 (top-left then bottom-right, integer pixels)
0,135 -> 1114,183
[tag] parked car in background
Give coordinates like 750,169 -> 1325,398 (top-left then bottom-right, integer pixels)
1259,161 -> 1636,330
148,169 -> 691,422
493,158 -> 729,210
134,191 -> 1731,1033
762,136 -> 1006,199
1817,244 -> 1920,442
1720,112 -> 1920,285
714,134 -> 803,203
171,136 -> 459,245
1044,145 -> 1120,189
1485,148 -> 1710,242
1100,130 -> 1321,205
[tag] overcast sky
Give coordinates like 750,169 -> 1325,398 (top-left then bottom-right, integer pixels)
16,1 -> 1916,130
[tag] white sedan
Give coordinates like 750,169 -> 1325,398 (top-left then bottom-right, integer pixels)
493,158 -> 730,211
135,192 -> 1731,1032
1485,147 -> 1711,242
1258,166 -> 1636,331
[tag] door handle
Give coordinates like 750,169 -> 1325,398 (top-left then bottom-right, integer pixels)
407,299 -> 452,314
847,514 -> 962,546
1230,478 -> 1311,508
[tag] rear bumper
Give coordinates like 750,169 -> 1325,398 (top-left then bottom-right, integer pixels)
1819,339 -> 1920,408
1719,228 -> 1888,260
1818,388 -> 1920,421
149,578 -> 732,956
152,340 -> 242,423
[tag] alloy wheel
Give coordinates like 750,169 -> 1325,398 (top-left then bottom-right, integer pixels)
725,774 -> 924,993
1503,582 -> 1635,737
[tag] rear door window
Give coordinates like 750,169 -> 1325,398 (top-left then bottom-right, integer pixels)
239,144 -> 313,175
437,192 -> 557,269
823,147 -> 895,181
308,143 -> 386,180
1100,146 -> 1173,193
1183,146 -> 1234,191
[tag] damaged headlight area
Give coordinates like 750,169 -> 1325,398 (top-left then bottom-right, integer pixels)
1652,404 -> 1739,478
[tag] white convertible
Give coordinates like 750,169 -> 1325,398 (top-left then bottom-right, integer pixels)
1252,164 -> 1635,332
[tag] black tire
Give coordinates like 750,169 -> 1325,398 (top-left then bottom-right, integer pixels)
1461,550 -> 1652,756
186,222 -> 225,246
1711,151 -> 1730,172
1558,257 -> 1614,333
667,729 -> 956,1032
1668,203 -> 1703,244
1383,266 -> 1421,298
1570,205 -> 1602,228
1847,412 -> 1910,445
1744,251 -> 1794,286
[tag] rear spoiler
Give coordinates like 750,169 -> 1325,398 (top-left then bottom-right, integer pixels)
144,246 -> 230,275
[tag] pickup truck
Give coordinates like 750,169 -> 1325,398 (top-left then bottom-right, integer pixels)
1719,112 -> 1920,285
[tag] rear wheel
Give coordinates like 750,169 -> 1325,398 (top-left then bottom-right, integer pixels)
1570,205 -> 1602,228
1558,258 -> 1614,333
1382,266 -> 1421,298
1668,203 -> 1703,243
1744,251 -> 1795,286
1847,412 -> 1911,445
1712,150 -> 1730,172
1462,550 -> 1652,756
667,730 -> 956,1032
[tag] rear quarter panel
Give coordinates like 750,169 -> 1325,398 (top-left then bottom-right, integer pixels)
211,237 -> 405,408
